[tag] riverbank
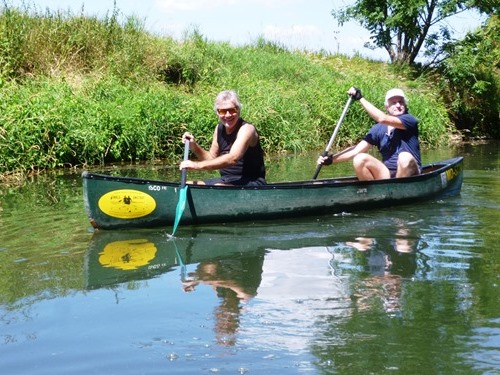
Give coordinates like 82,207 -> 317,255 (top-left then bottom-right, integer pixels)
0,5 -> 475,176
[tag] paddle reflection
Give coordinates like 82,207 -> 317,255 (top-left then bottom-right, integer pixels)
181,252 -> 265,346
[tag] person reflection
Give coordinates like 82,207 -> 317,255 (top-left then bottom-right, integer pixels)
345,226 -> 418,315
181,252 -> 264,346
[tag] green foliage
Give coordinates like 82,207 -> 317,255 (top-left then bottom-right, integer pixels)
0,3 -> 454,174
332,0 -> 485,65
439,15 -> 499,137
0,76 -> 203,171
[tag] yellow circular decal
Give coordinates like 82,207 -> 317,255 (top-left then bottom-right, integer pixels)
99,239 -> 157,270
98,189 -> 156,219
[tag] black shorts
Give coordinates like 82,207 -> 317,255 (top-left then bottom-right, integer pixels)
389,168 -> 422,178
204,176 -> 267,186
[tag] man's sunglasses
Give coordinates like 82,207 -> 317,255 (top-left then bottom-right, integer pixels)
217,107 -> 238,116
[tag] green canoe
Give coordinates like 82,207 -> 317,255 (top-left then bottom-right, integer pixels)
82,157 -> 463,230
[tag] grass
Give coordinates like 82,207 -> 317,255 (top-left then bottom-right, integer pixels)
0,3 -> 453,175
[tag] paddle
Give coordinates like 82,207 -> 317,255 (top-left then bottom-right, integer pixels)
171,140 -> 190,236
173,240 -> 187,281
312,96 -> 353,179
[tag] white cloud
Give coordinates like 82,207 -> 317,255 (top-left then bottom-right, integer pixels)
154,0 -> 234,12
263,24 -> 322,40
154,0 -> 303,13
261,24 -> 323,50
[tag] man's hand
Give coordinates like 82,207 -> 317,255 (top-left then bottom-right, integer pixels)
182,132 -> 195,144
348,86 -> 363,101
317,154 -> 333,166
180,160 -> 199,170
353,87 -> 363,100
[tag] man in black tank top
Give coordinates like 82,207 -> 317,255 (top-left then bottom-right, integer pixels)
180,90 -> 266,186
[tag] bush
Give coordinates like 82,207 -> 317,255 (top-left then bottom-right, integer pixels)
0,3 -> 453,174
438,15 -> 499,138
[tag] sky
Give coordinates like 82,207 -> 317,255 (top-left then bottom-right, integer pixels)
7,0 -> 485,62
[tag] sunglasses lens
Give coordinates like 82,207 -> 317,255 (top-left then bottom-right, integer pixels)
217,107 -> 237,115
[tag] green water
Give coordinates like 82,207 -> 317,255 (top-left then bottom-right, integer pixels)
0,142 -> 498,374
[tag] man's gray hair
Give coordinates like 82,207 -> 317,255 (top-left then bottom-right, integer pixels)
214,90 -> 242,112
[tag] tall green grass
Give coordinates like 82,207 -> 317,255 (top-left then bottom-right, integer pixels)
0,3 -> 453,175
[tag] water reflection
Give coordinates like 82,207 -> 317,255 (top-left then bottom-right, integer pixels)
85,231 -> 177,289
84,228 -> 271,290
182,252 -> 264,346
346,239 -> 416,314
332,220 -> 419,316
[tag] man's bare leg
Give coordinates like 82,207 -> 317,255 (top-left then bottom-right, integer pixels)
396,152 -> 419,178
353,153 -> 391,180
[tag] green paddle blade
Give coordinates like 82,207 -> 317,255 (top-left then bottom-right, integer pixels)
172,185 -> 188,236
171,140 -> 190,236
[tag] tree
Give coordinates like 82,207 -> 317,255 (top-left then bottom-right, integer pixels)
440,14 -> 499,137
332,0 -> 496,65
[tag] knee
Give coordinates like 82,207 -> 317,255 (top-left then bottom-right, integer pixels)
353,153 -> 369,169
397,152 -> 419,177
397,152 -> 416,169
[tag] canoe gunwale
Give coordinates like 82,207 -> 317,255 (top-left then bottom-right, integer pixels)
82,156 -> 463,190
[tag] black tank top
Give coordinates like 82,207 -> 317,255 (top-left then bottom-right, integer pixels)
217,118 -> 266,182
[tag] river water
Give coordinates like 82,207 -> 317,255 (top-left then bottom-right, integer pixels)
0,142 -> 498,374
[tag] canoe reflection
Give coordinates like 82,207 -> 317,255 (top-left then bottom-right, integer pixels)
98,238 -> 158,270
85,223 -> 337,290
86,228 -> 268,346
85,231 -> 176,289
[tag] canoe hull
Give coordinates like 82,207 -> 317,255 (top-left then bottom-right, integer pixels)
82,157 -> 464,230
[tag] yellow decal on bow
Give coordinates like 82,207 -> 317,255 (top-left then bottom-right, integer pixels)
445,164 -> 462,181
98,189 -> 156,219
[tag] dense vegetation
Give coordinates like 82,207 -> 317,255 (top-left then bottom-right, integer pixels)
0,4 -> 493,176
439,14 -> 499,137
